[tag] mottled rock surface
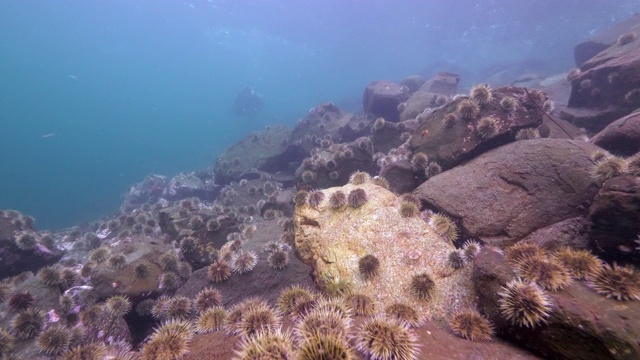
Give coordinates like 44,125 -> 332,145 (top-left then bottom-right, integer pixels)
419,72 -> 460,97
162,172 -> 219,202
414,139 -> 601,246
294,181 -> 475,322
409,86 -> 545,171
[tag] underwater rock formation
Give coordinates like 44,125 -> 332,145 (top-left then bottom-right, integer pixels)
591,111 -> 640,156
409,86 -> 546,171
293,181 -> 475,322
414,139 -> 601,246
363,80 -> 410,122
474,246 -> 640,360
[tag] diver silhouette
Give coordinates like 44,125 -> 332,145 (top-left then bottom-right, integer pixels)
232,86 -> 264,119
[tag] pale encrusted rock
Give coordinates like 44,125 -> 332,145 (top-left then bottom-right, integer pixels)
293,182 -> 475,322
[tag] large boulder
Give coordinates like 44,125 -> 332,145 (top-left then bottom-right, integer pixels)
418,72 -> 460,97
414,139 -> 601,246
363,80 -> 410,122
294,181 -> 476,322
0,215 -> 64,279
121,174 -> 168,212
399,90 -> 448,121
213,125 -> 292,184
474,247 -> 640,360
162,172 -> 220,202
409,86 -> 545,171
574,13 -> 640,67
588,174 -> 640,264
566,27 -> 640,132
590,111 -> 640,156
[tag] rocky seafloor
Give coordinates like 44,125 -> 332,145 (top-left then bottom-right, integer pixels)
1,15 -> 640,360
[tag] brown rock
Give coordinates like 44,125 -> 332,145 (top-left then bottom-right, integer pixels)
379,159 -> 422,195
518,217 -> 591,251
414,139 -> 600,246
363,80 -> 410,122
474,247 -> 640,360
409,86 -> 545,171
574,13 -> 640,67
588,175 -> 640,262
559,106 -> 631,134
591,111 -> 640,156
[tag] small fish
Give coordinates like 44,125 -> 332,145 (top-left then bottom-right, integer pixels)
48,309 -> 60,322
68,75 -> 77,80
41,133 -> 55,138
421,129 -> 430,137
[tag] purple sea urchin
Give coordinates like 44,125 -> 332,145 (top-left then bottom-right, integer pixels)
498,279 -> 552,328
409,272 -> 435,301
588,262 -> 640,301
443,113 -> 457,128
347,188 -> 368,208
355,316 -> 419,360
449,309 -> 494,342
358,254 -> 380,281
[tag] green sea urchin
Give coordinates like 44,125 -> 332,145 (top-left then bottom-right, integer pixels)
552,247 -> 602,280
231,251 -> 258,274
208,261 -> 232,283
358,254 -> 380,281
400,201 -> 419,218
591,156 -> 627,183
349,171 -> 370,185
36,326 -> 70,355
347,188 -> 368,208
194,287 -> 222,313
476,116 -> 499,140
12,308 -> 45,339
588,262 -> 640,301
195,306 -> 227,333
346,292 -> 376,316
470,84 -> 492,106
457,98 -> 480,120
329,191 -> 347,209
430,213 -> 458,245
105,295 -> 131,317
277,285 -> 315,315
449,309 -> 494,342
355,316 -> 419,360
384,303 -> 423,328
448,250 -> 466,269
409,272 -> 435,301
267,250 -> 289,270
498,279 -> 552,328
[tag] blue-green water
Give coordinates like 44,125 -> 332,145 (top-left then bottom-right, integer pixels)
1,0 -> 638,229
